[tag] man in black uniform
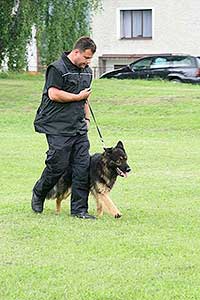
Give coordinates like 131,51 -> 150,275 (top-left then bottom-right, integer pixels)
32,36 -> 96,219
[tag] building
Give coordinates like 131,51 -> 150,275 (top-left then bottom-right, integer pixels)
91,0 -> 200,77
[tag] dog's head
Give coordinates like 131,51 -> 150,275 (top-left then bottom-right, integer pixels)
104,141 -> 131,177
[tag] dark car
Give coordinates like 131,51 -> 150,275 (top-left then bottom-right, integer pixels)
100,54 -> 200,84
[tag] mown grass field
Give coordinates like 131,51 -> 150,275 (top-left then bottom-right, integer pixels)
1,74 -> 200,299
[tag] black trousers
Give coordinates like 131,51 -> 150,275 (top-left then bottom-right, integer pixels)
33,133 -> 90,214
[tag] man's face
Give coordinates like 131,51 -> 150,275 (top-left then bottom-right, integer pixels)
74,49 -> 94,68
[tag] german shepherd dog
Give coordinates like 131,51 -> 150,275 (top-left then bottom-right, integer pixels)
47,141 -> 131,218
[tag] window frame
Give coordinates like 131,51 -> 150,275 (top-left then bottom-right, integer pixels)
117,7 -> 154,40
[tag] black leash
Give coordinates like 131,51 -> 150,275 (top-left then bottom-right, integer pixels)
87,101 -> 106,149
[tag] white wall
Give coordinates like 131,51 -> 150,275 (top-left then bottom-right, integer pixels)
91,0 -> 200,69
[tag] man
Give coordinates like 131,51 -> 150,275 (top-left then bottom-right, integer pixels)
32,36 -> 96,219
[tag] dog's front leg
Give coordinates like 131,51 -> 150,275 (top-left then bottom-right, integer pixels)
92,191 -> 104,217
96,196 -> 104,217
98,193 -> 122,218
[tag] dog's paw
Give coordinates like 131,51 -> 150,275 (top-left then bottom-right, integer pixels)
115,213 -> 122,218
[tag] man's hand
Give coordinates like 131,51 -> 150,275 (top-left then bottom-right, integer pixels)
78,88 -> 91,101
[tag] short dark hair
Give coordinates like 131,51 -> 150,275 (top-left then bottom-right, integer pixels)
73,36 -> 96,54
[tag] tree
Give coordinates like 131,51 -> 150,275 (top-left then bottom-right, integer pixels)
0,1 -> 13,67
7,0 -> 35,71
0,0 -> 102,71
37,0 -> 101,66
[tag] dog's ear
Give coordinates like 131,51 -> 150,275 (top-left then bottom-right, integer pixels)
104,147 -> 113,154
116,141 -> 124,149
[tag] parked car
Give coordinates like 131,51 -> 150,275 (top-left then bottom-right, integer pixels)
100,54 -> 200,84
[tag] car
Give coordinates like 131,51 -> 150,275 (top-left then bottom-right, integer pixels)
100,54 -> 200,84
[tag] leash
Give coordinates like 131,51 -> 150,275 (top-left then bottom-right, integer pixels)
87,101 -> 106,149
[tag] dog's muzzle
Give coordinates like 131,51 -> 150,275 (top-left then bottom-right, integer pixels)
116,167 -> 131,178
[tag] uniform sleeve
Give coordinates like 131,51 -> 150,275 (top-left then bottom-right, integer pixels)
46,66 -> 63,90
88,68 -> 93,86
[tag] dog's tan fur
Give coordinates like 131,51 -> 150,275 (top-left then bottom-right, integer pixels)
55,186 -> 122,218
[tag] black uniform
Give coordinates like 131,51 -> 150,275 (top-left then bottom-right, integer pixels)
33,52 -> 92,214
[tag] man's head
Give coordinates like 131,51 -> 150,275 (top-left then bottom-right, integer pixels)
69,36 -> 96,68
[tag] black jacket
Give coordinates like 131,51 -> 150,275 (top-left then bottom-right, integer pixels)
34,52 -> 92,135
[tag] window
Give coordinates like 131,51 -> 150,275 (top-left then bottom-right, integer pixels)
130,57 -> 152,71
170,56 -> 195,67
150,57 -> 171,68
120,9 -> 152,39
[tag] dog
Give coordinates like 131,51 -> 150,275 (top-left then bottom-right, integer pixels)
46,141 -> 131,218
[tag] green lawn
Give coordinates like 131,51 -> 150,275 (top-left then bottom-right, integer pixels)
1,74 -> 200,299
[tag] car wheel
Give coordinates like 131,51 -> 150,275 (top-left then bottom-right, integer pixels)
170,78 -> 182,83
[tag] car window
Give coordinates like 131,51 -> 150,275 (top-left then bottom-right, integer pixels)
131,57 -> 152,71
170,56 -> 195,67
150,57 -> 171,68
196,58 -> 200,67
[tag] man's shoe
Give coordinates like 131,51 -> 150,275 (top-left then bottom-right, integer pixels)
31,191 -> 44,213
71,212 -> 96,220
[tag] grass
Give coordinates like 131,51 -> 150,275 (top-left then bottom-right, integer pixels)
1,74 -> 200,299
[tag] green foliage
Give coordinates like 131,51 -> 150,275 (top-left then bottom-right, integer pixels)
0,0 -> 102,71
7,0 -> 35,71
37,0 -> 101,66
0,0 -> 13,66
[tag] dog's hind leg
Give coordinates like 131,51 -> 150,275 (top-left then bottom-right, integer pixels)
56,197 -> 62,214
55,188 -> 71,214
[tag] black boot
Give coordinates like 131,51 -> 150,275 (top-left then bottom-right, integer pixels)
31,191 -> 45,213
71,212 -> 96,220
